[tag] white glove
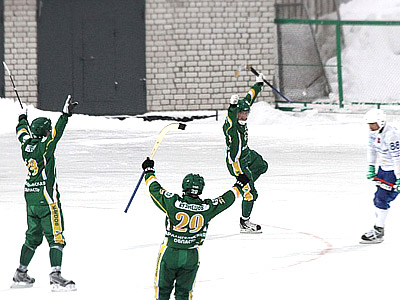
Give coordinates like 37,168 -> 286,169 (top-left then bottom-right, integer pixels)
230,94 -> 239,105
62,95 -> 78,116
255,73 -> 265,85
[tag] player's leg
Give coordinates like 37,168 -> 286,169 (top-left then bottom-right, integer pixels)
11,206 -> 43,288
239,167 -> 262,233
41,202 -> 76,291
247,149 -> 268,182
174,248 -> 200,300
361,169 -> 398,244
155,245 -> 176,300
226,160 -> 261,233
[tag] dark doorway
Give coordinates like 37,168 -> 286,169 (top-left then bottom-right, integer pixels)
37,0 -> 146,115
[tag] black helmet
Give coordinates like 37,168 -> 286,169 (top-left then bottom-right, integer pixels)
31,117 -> 52,138
182,173 -> 205,196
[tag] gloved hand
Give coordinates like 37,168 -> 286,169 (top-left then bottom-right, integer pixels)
142,157 -> 155,173
62,95 -> 79,116
366,165 -> 376,180
230,94 -> 239,105
255,73 -> 265,85
395,178 -> 400,192
234,173 -> 250,189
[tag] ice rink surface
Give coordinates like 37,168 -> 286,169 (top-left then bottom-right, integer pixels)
2,100 -> 400,299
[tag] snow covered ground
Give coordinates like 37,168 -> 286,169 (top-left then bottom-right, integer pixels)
2,99 -> 400,300
338,0 -> 400,103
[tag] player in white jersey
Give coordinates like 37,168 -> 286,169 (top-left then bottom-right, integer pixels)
361,108 -> 400,244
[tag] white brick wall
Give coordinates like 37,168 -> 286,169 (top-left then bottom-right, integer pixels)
3,0 -> 276,112
146,0 -> 276,111
4,0 -> 37,105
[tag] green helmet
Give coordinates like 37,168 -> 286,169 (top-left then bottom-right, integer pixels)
182,173 -> 205,196
237,99 -> 250,112
31,117 -> 52,138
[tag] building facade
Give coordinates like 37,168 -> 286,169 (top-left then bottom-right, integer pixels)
4,0 -> 276,113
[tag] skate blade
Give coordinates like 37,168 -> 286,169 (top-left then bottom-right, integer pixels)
10,282 -> 34,289
240,229 -> 263,234
51,283 -> 77,292
359,238 -> 383,244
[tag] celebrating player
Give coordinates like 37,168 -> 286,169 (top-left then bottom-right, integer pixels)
361,108 -> 400,244
141,157 -> 249,300
222,73 -> 268,233
12,95 -> 78,291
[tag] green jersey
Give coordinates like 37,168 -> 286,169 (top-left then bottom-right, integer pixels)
144,172 -> 241,249
16,114 -> 69,206
223,83 -> 262,172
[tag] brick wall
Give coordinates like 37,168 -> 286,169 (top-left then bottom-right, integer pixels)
3,0 -> 276,112
146,0 -> 276,111
4,0 -> 37,105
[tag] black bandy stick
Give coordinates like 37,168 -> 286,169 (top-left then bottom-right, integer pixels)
3,61 -> 24,109
248,66 -> 292,102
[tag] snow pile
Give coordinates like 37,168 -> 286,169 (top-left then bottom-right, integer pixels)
336,0 -> 400,103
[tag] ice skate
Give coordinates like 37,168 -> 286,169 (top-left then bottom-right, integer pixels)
49,271 -> 76,292
360,226 -> 384,244
240,217 -> 262,234
11,268 -> 35,288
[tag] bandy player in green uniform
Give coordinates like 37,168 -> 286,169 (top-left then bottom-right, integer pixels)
141,158 -> 250,300
12,95 -> 78,291
223,73 -> 269,233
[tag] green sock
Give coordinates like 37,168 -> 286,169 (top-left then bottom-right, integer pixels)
50,247 -> 63,267
242,201 -> 254,218
20,244 -> 35,267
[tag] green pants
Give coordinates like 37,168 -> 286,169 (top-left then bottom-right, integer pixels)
226,149 -> 268,202
155,245 -> 200,300
25,202 -> 66,250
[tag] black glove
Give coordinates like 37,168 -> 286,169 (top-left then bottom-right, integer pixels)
62,95 -> 79,116
18,114 -> 27,121
142,157 -> 155,173
234,173 -> 250,189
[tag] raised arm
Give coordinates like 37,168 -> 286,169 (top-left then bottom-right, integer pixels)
142,158 -> 173,213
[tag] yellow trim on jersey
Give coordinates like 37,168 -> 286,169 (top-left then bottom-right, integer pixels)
150,193 -> 167,214
145,175 -> 157,186
248,88 -> 256,103
17,128 -> 29,138
231,186 -> 241,198
232,161 -> 242,176
50,203 -> 65,244
225,115 -> 233,136
154,243 -> 168,299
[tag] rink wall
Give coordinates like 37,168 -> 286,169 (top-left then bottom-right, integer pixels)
3,0 -> 276,112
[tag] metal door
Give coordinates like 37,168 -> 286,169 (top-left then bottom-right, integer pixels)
37,0 -> 146,116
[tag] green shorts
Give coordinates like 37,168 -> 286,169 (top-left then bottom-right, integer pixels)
154,244 -> 200,300
25,202 -> 66,249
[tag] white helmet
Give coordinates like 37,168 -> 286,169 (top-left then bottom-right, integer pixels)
364,108 -> 386,129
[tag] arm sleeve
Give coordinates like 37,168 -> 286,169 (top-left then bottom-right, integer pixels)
207,186 -> 241,219
16,118 -> 31,144
225,105 -> 242,163
367,135 -> 377,166
243,83 -> 263,106
43,114 -> 69,159
144,172 -> 172,213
